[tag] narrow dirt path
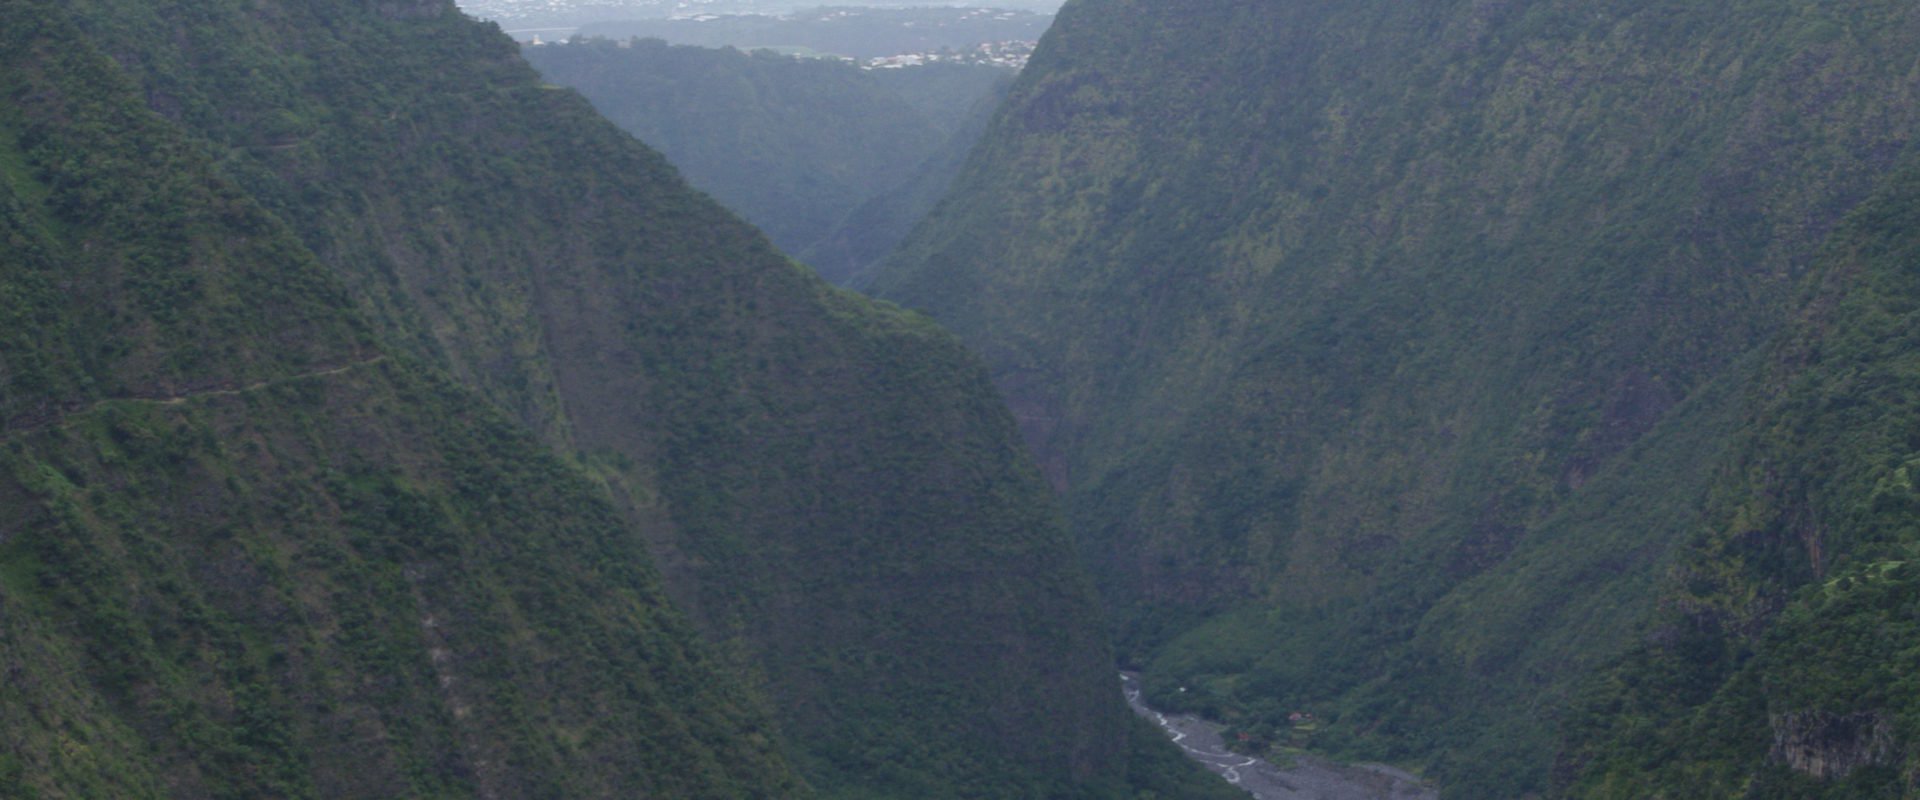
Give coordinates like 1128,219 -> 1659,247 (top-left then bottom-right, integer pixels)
0,355 -> 387,441
132,356 -> 386,407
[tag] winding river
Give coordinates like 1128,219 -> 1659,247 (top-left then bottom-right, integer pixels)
1120,673 -> 1437,800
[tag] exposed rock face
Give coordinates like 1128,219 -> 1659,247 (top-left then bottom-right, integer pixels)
1770,710 -> 1895,780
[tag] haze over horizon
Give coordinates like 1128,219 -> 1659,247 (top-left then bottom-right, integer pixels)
458,0 -> 1065,30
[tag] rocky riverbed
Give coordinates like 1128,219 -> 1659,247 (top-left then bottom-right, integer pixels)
1121,673 -> 1438,800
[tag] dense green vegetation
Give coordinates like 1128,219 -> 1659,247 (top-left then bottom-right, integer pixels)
875,0 -> 1920,795
0,3 -> 798,795
39,0 -> 1920,793
1560,162 -> 1920,798
1,0 -> 1235,796
524,38 -> 1008,285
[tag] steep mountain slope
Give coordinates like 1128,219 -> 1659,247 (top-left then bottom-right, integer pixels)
874,0 -> 1920,794
1560,161 -> 1920,799
803,71 -> 1012,289
523,38 -> 1007,285
21,0 -> 1229,796
0,2 -> 799,796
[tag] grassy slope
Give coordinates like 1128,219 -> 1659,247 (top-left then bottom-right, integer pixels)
37,1 -> 1234,796
0,3 -> 801,796
875,0 -> 1920,794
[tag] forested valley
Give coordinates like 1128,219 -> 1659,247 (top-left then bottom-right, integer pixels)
0,0 -> 1224,797
6,0 -> 1920,799
876,1 -> 1920,797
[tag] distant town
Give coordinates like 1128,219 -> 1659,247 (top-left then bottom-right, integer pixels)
460,0 -> 1063,29
525,33 -> 1034,69
860,39 -> 1034,69
502,4 -> 1048,69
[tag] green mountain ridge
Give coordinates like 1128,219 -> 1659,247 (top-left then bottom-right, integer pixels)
0,3 -> 799,795
874,0 -> 1920,795
803,68 -> 1013,289
522,38 -> 1008,285
29,0 -> 1920,793
1,0 -> 1237,796
1561,160 -> 1920,798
